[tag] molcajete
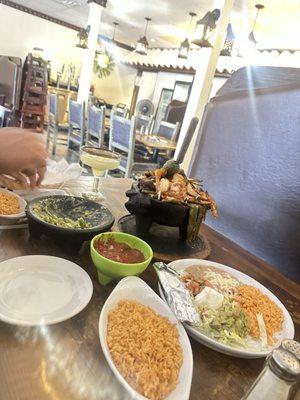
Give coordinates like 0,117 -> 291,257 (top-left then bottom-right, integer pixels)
125,183 -> 207,242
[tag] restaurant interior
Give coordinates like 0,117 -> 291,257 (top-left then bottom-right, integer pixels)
0,0 -> 299,399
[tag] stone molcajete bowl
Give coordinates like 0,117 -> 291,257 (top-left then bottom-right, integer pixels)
125,183 -> 207,243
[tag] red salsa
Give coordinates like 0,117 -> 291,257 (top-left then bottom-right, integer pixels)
94,237 -> 145,264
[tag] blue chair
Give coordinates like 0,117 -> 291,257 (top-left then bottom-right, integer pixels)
136,114 -> 153,134
155,120 -> 180,141
86,104 -> 105,147
154,120 -> 180,161
67,99 -> 85,150
112,105 -> 128,118
109,112 -> 158,178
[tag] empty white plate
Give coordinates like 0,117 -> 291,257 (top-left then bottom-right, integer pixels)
0,255 -> 93,326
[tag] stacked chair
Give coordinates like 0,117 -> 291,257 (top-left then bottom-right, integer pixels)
21,54 -> 48,131
109,112 -> 158,178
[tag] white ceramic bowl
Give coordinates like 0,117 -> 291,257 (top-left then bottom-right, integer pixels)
159,259 -> 295,359
0,188 -> 26,224
99,276 -> 193,400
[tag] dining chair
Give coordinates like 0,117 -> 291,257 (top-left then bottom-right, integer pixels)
134,114 -> 155,159
112,105 -> 128,118
109,112 -> 158,178
135,113 -> 154,134
154,120 -> 180,160
67,99 -> 86,151
155,120 -> 180,141
86,104 -> 106,147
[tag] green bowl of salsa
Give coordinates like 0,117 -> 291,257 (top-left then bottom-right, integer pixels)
90,232 -> 153,285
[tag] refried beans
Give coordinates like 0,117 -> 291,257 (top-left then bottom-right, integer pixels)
94,237 -> 145,263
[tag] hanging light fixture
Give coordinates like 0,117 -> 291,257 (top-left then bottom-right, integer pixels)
178,12 -> 196,59
192,9 -> 220,47
248,4 -> 264,47
136,17 -> 151,55
220,23 -> 235,56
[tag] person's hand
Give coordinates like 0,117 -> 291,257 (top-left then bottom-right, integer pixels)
0,127 -> 47,189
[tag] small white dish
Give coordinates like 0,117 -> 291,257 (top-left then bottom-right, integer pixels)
159,259 -> 295,359
99,276 -> 193,400
0,188 -> 26,224
0,255 -> 93,326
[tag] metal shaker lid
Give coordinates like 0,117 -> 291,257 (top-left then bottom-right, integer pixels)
269,348 -> 300,382
281,339 -> 300,360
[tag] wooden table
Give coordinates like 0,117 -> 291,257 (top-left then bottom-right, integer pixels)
0,177 -> 299,400
135,134 -> 177,161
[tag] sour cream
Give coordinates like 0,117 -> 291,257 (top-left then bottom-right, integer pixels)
195,287 -> 224,310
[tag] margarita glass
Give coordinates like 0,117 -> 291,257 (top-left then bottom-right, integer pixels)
80,146 -> 120,201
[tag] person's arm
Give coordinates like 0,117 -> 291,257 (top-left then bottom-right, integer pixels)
0,127 -> 47,189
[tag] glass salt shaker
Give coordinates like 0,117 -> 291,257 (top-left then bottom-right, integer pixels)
281,339 -> 300,361
242,348 -> 300,400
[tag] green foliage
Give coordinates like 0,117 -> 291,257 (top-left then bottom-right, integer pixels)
93,48 -> 115,79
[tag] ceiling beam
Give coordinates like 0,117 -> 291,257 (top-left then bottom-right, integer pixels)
1,0 -> 134,52
122,62 -> 231,77
88,0 -> 107,6
0,0 -> 81,31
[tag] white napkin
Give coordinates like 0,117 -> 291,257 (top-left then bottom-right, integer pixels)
42,158 -> 83,186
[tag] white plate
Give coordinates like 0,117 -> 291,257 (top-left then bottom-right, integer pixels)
0,255 -> 93,326
99,276 -> 193,400
0,188 -> 26,224
159,259 -> 295,359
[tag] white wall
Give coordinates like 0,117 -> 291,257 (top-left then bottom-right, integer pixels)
0,4 -> 136,106
92,49 -> 136,107
136,71 -> 157,105
151,72 -> 194,109
0,4 -> 83,77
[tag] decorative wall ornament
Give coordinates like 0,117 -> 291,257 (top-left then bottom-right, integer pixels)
192,9 -> 221,48
221,24 -> 235,56
93,48 -> 115,78
76,26 -> 90,49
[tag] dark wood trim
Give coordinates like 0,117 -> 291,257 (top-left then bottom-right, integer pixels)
257,48 -> 300,54
123,62 -> 195,75
98,35 -> 135,52
214,71 -> 231,78
87,0 -> 107,6
0,0 -> 81,31
129,70 -> 142,117
122,62 -> 232,78
1,0 -> 134,52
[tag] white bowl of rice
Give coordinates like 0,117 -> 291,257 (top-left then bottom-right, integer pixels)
99,276 -> 193,400
0,188 -> 26,224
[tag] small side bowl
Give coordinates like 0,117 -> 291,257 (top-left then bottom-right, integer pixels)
90,232 -> 153,285
0,188 -> 26,225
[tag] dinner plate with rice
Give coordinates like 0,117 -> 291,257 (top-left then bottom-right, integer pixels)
0,188 -> 26,224
158,259 -> 295,359
99,276 -> 193,400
